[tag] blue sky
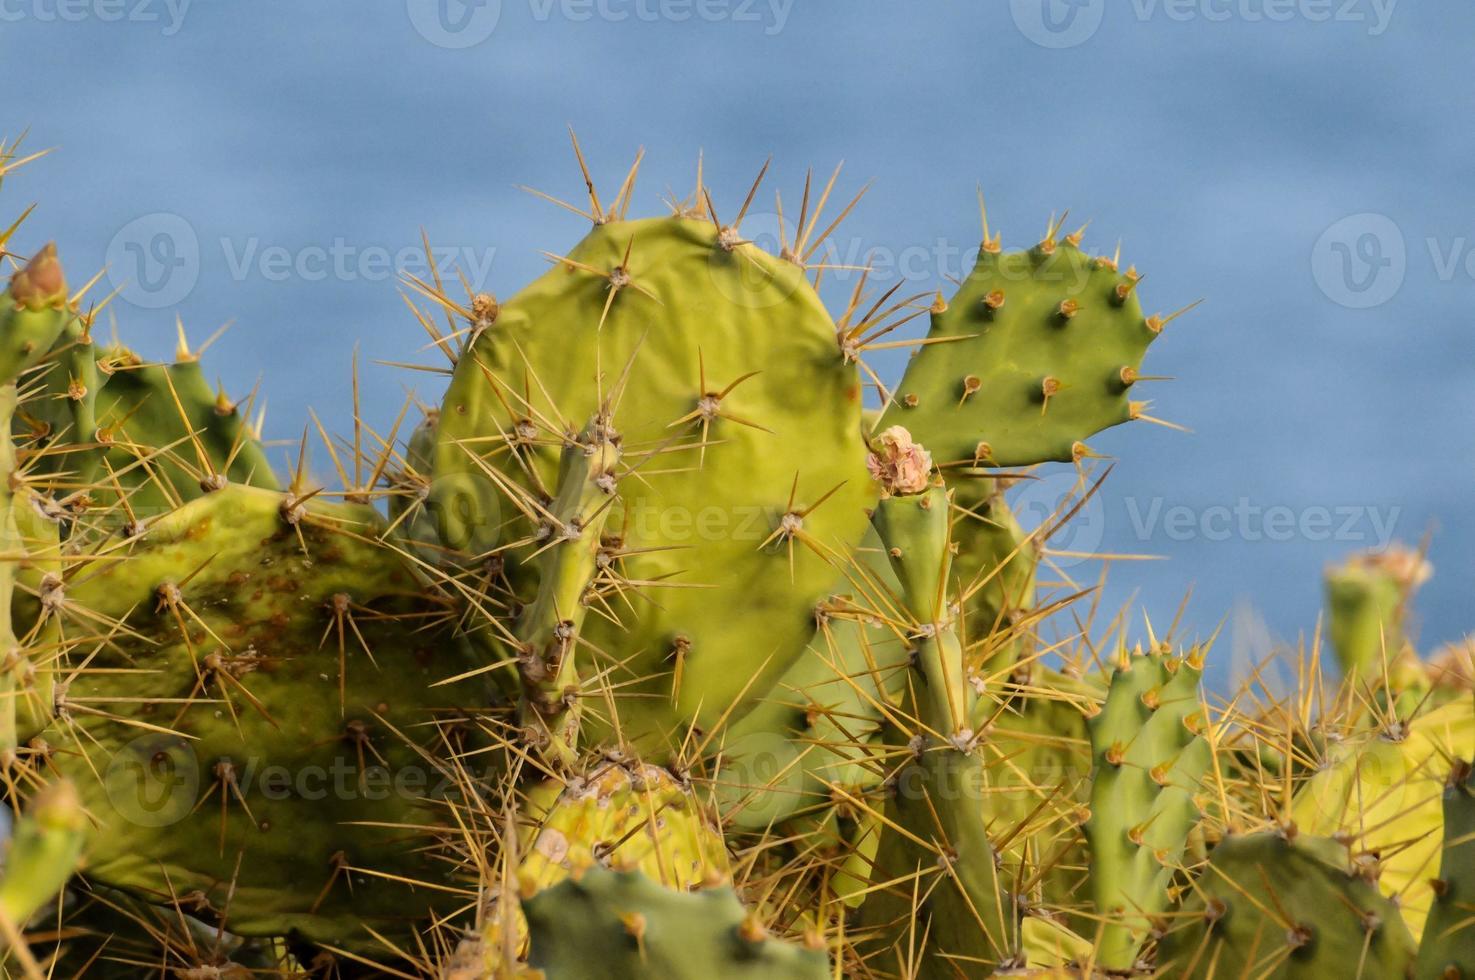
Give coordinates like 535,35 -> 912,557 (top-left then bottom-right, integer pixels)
2,0 -> 1470,684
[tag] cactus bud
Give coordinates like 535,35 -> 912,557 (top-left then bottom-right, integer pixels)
9,243 -> 67,310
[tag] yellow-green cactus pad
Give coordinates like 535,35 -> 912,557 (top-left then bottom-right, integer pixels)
434,215 -> 874,751
19,485 -> 482,945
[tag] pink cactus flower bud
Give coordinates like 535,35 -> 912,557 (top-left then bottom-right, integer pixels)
866,425 -> 933,496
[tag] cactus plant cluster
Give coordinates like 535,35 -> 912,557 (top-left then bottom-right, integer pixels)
0,132 -> 1471,979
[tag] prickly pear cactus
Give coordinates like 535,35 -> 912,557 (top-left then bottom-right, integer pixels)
1158,829 -> 1417,979
19,483 -> 485,945
1415,757 -> 1475,978
1084,645 -> 1211,971
432,208 -> 875,758
1325,545 -> 1430,683
18,323 -> 278,522
715,526 -> 905,832
883,220 -> 1174,467
950,474 -> 1038,681
0,779 -> 85,942
455,757 -> 731,975
1291,697 -> 1474,941
522,867 -> 829,980
0,246 -> 77,757
858,441 -> 1016,977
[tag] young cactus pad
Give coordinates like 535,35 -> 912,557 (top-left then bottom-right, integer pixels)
1290,697 -> 1474,941
1325,545 -> 1431,682
0,780 -> 85,944
859,473 -> 1015,977
883,225 -> 1172,467
456,758 -> 731,974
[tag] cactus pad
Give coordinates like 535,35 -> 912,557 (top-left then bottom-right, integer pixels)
20,484 -> 482,944
1158,830 -> 1416,979
433,214 -> 874,752
883,233 -> 1165,467
1084,646 -> 1211,970
523,867 -> 828,980
1415,758 -> 1475,979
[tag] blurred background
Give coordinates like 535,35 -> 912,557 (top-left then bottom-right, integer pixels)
1,0 -> 1467,686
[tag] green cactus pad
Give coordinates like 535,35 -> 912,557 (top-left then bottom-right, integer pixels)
1415,758 -> 1475,979
0,245 -> 75,387
433,215 -> 873,751
19,485 -> 482,945
1325,545 -> 1431,685
950,475 -> 1037,679
1084,646 -> 1211,970
883,236 -> 1162,467
89,351 -> 278,508
1158,831 -> 1416,979
18,337 -> 278,522
0,779 -> 85,935
980,677 -> 1094,924
523,867 -> 829,980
